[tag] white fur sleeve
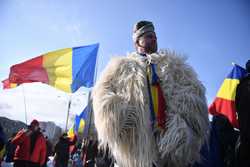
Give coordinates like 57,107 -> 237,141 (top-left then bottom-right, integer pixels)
157,51 -> 209,166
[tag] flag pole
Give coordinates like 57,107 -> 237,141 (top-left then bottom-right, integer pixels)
21,84 -> 28,124
65,96 -> 72,131
85,44 -> 99,139
93,43 -> 99,84
83,92 -> 92,138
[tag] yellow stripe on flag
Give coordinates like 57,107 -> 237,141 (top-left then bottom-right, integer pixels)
10,83 -> 17,88
43,48 -> 73,93
217,78 -> 239,100
67,126 -> 75,137
151,86 -> 158,115
78,119 -> 85,134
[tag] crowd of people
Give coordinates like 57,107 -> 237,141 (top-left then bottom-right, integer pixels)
0,120 -> 114,167
0,20 -> 249,167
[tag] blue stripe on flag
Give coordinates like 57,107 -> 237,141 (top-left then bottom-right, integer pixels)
71,43 -> 99,92
74,105 -> 91,134
227,64 -> 247,79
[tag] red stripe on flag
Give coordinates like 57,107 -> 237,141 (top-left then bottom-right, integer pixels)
209,97 -> 238,128
9,56 -> 49,84
2,79 -> 11,89
156,83 -> 167,129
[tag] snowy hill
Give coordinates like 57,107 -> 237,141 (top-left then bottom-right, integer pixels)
0,82 -> 89,129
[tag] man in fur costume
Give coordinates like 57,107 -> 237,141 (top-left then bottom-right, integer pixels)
92,20 -> 209,167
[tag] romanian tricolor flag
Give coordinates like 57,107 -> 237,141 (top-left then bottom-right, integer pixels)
67,105 -> 90,137
147,64 -> 166,130
5,43 -> 99,93
67,116 -> 85,138
209,64 -> 247,128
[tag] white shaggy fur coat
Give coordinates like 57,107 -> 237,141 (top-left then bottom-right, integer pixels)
92,50 -> 209,167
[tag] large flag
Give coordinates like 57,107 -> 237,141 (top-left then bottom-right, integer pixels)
209,64 -> 247,128
68,104 -> 91,137
5,43 -> 99,93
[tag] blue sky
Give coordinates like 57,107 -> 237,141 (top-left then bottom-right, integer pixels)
0,0 -> 249,104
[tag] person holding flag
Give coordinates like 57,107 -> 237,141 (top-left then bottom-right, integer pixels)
235,60 -> 250,167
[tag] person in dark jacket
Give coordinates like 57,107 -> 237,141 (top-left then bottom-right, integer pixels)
54,133 -> 77,167
235,60 -> 250,167
0,124 -> 7,166
81,139 -> 98,167
95,146 -> 114,167
11,119 -> 47,167
5,133 -> 17,163
212,115 -> 239,167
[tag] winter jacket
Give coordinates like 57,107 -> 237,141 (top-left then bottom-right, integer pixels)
5,139 -> 16,162
235,74 -> 250,167
0,124 -> 6,164
235,74 -> 250,142
54,135 -> 77,167
92,51 -> 210,167
11,129 -> 47,166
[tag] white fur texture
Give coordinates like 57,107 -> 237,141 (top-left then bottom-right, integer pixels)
92,50 -> 209,167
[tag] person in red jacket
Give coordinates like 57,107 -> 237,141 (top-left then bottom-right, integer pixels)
12,119 -> 47,167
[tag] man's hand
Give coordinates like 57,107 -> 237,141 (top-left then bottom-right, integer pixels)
24,129 -> 33,136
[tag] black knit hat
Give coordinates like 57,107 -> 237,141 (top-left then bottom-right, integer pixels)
133,21 -> 154,32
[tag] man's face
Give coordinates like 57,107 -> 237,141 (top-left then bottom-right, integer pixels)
31,125 -> 39,132
136,32 -> 157,54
